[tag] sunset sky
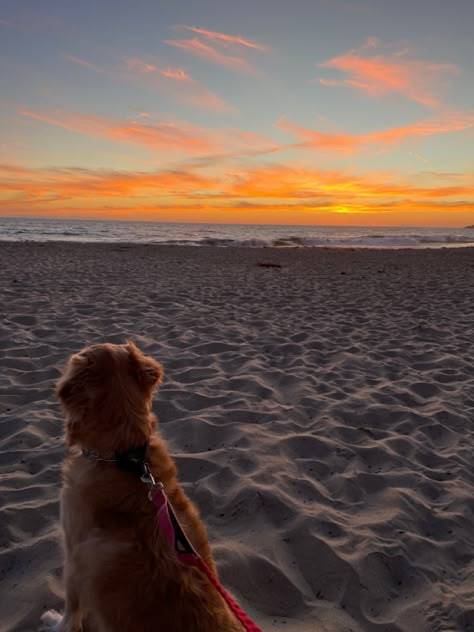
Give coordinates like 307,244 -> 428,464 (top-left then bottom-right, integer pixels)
1,0 -> 473,226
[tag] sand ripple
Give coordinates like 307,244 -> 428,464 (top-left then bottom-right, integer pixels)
1,243 -> 473,631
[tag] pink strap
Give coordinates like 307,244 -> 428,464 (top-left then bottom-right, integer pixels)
151,487 -> 262,632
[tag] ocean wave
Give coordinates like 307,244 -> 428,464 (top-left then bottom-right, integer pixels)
159,233 -> 474,249
2,218 -> 473,249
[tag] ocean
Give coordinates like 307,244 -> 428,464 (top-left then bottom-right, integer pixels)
1,217 -> 473,249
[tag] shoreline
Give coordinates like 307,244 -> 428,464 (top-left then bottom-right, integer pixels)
1,239 -> 474,251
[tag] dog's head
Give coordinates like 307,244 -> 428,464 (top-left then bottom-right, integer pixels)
57,342 -> 163,449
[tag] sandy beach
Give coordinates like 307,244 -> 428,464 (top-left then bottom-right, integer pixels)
0,242 -> 473,632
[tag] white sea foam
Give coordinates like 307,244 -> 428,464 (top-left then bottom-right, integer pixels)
1,217 -> 473,249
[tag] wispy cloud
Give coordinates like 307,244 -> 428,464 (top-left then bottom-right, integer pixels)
14,100 -> 474,167
278,111 -> 474,153
318,40 -> 459,108
19,107 -> 276,159
62,54 -> 101,73
177,26 -> 267,51
408,151 -> 429,164
124,58 -> 189,80
163,38 -> 256,74
20,108 -> 218,154
159,67 -> 190,80
123,57 -> 235,112
164,25 -> 266,75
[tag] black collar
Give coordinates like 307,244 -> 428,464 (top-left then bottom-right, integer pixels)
81,441 -> 149,480
115,442 -> 149,479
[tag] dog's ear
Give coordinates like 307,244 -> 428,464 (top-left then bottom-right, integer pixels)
127,342 -> 164,390
56,354 -> 90,403
56,353 -> 92,446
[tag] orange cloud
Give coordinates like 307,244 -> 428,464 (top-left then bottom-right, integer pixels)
123,57 -> 235,112
19,107 -> 276,159
1,162 -> 473,226
163,37 -> 256,74
318,42 -> 459,108
177,26 -> 267,51
62,54 -> 101,73
20,108 -> 218,154
108,122 -> 216,153
0,164 -> 213,203
278,112 -> 474,153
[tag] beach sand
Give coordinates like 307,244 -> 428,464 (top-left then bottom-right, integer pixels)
0,242 -> 473,632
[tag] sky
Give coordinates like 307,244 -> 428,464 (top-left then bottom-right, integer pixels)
0,0 -> 473,227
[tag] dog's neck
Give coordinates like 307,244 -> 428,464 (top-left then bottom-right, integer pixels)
79,447 -> 116,462
79,441 -> 150,477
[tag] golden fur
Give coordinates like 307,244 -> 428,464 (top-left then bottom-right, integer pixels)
51,342 -> 244,632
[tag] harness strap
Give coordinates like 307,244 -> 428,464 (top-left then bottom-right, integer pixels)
150,487 -> 262,632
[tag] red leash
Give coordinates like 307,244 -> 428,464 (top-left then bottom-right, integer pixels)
150,485 -> 262,632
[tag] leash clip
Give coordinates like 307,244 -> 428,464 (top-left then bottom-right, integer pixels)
140,463 -> 163,499
140,462 -> 156,486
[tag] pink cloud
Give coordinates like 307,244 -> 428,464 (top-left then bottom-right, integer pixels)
362,36 -> 379,49
408,151 -> 429,164
159,67 -> 190,80
163,37 -> 256,74
20,108 -> 218,154
20,108 -> 107,136
163,25 -> 267,75
278,112 -> 474,154
318,41 -> 459,108
123,57 -> 235,112
177,26 -> 267,51
63,54 -> 100,73
124,58 -> 190,81
19,107 -> 276,158
319,78 -> 340,87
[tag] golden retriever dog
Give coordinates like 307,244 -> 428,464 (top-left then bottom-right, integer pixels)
40,342 -> 245,632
